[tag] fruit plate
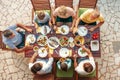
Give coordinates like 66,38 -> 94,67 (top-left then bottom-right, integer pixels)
47,37 -> 59,49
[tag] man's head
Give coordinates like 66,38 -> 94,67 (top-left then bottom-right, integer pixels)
58,6 -> 67,16
37,11 -> 45,20
90,10 -> 100,20
60,62 -> 68,72
31,63 -> 42,74
2,30 -> 15,39
83,62 -> 93,73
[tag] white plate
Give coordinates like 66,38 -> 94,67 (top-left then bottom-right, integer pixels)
38,47 -> 48,57
77,26 -> 88,36
68,37 -> 75,47
90,40 -> 99,51
59,48 -> 70,58
41,25 -> 51,35
26,34 -> 36,44
47,37 -> 59,49
37,35 -> 48,46
60,25 -> 69,35
78,48 -> 88,57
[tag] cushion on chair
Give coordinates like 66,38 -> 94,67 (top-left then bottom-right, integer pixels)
56,63 -> 74,77
78,8 -> 89,17
79,70 -> 96,77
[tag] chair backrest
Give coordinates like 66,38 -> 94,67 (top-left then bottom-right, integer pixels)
77,62 -> 98,80
54,58 -> 76,80
55,0 -> 73,8
79,0 -> 98,8
31,0 -> 51,11
0,31 -> 8,50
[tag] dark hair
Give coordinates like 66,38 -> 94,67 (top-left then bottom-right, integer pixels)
3,30 -> 13,38
31,63 -> 42,74
83,63 -> 93,73
60,62 -> 68,72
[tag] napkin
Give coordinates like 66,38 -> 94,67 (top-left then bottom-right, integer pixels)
49,48 -> 54,54
36,27 -> 41,33
56,27 -> 61,34
69,50 -> 72,56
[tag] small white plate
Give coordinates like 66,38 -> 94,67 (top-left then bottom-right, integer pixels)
47,37 -> 59,49
59,48 -> 70,58
78,48 -> 87,57
38,47 -> 48,58
60,25 -> 69,35
90,40 -> 99,51
26,34 -> 36,44
41,25 -> 51,35
77,26 -> 88,36
37,35 -> 48,46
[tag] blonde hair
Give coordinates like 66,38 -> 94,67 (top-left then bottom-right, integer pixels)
58,6 -> 67,16
37,11 -> 45,20
92,10 -> 100,18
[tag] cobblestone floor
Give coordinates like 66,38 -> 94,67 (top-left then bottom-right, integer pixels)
0,0 -> 120,80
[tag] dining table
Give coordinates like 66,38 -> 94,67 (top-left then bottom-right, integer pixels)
24,25 -> 101,58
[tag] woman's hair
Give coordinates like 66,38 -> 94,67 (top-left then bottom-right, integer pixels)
60,62 -> 68,72
31,63 -> 42,74
83,63 -> 93,73
92,10 -> 100,18
2,30 -> 13,38
37,11 -> 45,20
58,6 -> 67,16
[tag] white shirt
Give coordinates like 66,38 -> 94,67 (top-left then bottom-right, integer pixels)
75,57 -> 95,75
34,12 -> 50,24
29,58 -> 54,75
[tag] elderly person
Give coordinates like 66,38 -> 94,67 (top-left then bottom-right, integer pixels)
73,8 -> 104,33
2,23 -> 33,52
74,45 -> 96,75
29,52 -> 54,75
52,5 -> 76,31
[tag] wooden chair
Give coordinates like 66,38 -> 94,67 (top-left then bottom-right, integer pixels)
33,62 -> 55,80
54,58 -> 76,80
79,0 -> 98,8
76,62 -> 98,80
30,0 -> 51,22
55,0 -> 73,8
0,31 -> 10,50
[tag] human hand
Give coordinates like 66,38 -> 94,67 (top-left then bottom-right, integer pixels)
25,45 -> 33,49
33,52 -> 38,57
26,28 -> 32,33
53,25 -> 57,30
89,27 -> 95,32
73,27 -> 78,34
73,54 -> 78,58
48,53 -> 52,58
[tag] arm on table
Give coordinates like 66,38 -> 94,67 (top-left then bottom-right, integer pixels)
29,52 -> 38,63
13,45 -> 33,53
89,21 -> 104,32
16,23 -> 32,33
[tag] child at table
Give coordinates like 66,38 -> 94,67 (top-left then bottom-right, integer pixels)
57,58 -> 72,72
33,11 -> 52,28
73,8 -> 104,33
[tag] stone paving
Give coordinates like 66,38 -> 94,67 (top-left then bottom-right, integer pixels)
0,0 -> 120,80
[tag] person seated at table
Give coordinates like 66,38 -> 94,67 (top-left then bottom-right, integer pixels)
2,23 -> 33,52
74,45 -> 96,75
29,52 -> 54,75
33,11 -> 52,28
57,58 -> 72,72
73,8 -> 104,33
52,5 -> 76,31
